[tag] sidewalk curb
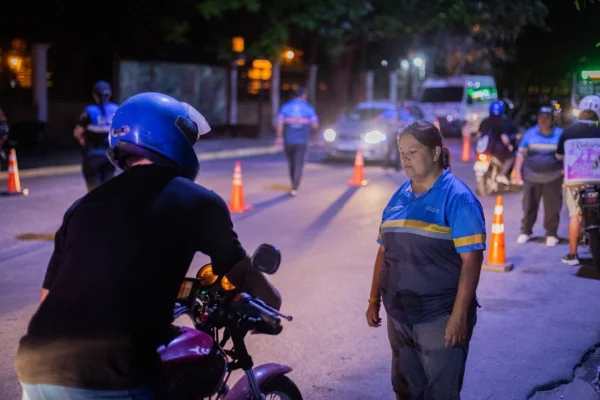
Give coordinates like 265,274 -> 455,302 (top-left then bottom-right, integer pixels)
0,145 -> 282,181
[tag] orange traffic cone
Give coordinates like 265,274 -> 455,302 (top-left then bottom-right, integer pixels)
1,149 -> 28,197
228,161 -> 252,213
461,132 -> 471,162
483,195 -> 513,272
348,148 -> 368,186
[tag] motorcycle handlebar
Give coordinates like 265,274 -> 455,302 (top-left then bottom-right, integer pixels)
233,292 -> 287,329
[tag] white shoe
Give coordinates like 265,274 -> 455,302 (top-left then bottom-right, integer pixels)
496,175 -> 510,185
290,189 -> 298,197
546,236 -> 559,247
516,234 -> 530,244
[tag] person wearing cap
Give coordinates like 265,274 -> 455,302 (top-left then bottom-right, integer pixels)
73,81 -> 119,192
275,87 -> 319,196
513,106 -> 564,247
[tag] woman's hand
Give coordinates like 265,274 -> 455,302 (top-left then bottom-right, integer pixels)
366,302 -> 382,327
445,312 -> 468,348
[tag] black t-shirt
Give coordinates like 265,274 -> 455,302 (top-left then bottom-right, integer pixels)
556,120 -> 600,155
15,164 -> 246,390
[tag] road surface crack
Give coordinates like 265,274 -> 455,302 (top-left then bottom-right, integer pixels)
526,342 -> 600,398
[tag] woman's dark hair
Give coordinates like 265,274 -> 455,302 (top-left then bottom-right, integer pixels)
397,120 -> 451,170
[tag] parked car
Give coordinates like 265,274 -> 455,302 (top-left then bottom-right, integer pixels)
323,100 -> 438,162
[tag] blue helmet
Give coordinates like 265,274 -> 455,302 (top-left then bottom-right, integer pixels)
489,100 -> 504,116
107,92 -> 211,180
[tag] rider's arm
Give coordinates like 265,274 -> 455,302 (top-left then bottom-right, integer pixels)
41,221 -> 67,303
198,193 -> 282,310
41,200 -> 79,303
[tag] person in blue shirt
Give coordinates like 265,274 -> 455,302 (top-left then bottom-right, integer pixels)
275,87 -> 319,196
513,106 -> 564,247
365,120 -> 486,400
73,81 -> 120,192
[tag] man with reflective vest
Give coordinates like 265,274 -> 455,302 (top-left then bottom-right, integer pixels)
275,87 -> 319,196
73,81 -> 119,192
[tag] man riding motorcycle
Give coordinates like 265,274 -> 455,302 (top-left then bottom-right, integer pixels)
14,92 -> 282,400
476,100 -> 518,185
556,94 -> 600,266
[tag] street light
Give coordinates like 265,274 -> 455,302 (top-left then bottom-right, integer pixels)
285,50 -> 294,60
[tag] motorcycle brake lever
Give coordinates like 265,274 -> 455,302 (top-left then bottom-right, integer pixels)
252,297 -> 293,321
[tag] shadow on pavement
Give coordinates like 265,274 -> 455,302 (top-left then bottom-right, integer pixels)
232,193 -> 292,222
575,264 -> 600,281
303,186 -> 360,238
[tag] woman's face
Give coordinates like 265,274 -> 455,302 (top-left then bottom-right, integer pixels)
398,134 -> 438,179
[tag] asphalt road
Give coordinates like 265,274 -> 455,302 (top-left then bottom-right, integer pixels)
1,143 -> 599,400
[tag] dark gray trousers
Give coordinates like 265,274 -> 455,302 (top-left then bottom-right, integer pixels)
520,177 -> 563,237
284,143 -> 308,190
387,313 -> 476,400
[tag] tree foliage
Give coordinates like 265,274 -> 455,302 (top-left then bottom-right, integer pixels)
195,0 -> 548,62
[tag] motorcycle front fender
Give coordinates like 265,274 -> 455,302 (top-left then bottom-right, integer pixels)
223,363 -> 293,400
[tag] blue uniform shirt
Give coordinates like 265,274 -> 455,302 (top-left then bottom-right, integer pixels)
518,124 -> 563,183
277,99 -> 318,145
79,102 -> 119,156
377,169 -> 486,325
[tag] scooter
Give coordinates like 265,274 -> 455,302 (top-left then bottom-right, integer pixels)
159,244 -> 302,400
473,134 -> 521,196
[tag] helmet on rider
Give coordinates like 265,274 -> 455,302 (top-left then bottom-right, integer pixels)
489,100 -> 504,116
578,95 -> 600,121
107,92 -> 211,180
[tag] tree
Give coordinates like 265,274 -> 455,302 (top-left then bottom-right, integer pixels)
192,0 -> 548,108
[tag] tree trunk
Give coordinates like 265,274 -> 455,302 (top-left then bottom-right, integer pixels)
331,45 -> 357,115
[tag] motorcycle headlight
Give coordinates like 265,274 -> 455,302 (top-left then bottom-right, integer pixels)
364,130 -> 386,144
196,264 -> 219,287
221,276 -> 236,291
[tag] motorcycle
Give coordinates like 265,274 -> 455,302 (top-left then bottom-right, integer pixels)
473,135 -> 515,196
159,243 -> 302,400
577,185 -> 600,274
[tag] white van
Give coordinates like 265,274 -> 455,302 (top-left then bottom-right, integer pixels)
418,75 -> 498,137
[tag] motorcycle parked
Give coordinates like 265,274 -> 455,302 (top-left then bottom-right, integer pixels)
576,185 -> 600,273
159,243 -> 302,400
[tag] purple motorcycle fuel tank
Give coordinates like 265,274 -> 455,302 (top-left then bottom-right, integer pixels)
158,325 -> 228,399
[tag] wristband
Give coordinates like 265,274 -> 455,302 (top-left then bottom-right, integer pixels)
368,297 -> 381,304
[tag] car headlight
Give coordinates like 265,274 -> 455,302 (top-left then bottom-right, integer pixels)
323,129 -> 336,142
364,130 -> 386,144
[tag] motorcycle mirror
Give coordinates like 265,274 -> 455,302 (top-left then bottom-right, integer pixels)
251,244 -> 281,275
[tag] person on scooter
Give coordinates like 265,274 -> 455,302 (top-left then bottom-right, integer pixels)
476,100 -> 517,185
15,92 -> 282,400
556,95 -> 600,266
514,106 -> 564,247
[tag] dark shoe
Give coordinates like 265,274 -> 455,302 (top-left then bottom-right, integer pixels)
562,254 -> 580,266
